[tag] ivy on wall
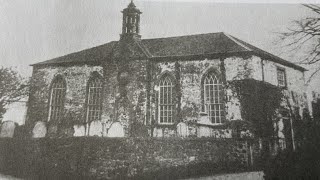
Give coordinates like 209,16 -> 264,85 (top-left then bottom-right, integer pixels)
229,79 -> 284,139
174,62 -> 182,124
26,69 -> 51,133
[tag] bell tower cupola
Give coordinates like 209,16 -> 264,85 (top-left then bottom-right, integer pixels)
121,0 -> 142,40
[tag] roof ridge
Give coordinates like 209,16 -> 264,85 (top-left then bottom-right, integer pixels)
222,33 -> 252,51
31,32 -> 306,71
228,35 -> 306,71
141,32 -> 224,41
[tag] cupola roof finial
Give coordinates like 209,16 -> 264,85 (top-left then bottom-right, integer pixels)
128,0 -> 135,7
120,0 -> 142,40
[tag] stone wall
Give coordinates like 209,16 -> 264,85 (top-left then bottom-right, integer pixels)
0,137 -> 260,180
263,58 -> 305,94
150,55 -> 284,136
263,58 -> 307,116
179,60 -> 221,122
26,54 -> 308,138
27,65 -> 103,135
27,59 -> 149,137
102,59 -> 148,137
225,55 -> 260,81
150,59 -> 226,136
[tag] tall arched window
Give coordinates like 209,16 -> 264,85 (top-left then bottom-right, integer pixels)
203,72 -> 224,124
158,75 -> 175,124
48,75 -> 66,122
86,74 -> 103,122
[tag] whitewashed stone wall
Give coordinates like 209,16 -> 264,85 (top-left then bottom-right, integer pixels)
180,59 -> 221,121
28,65 -> 104,137
263,59 -> 305,94
34,65 -> 103,111
27,54 -> 308,138
263,58 -> 307,117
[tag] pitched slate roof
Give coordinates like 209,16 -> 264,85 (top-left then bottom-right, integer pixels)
142,32 -> 247,57
32,32 -> 306,71
32,41 -> 117,66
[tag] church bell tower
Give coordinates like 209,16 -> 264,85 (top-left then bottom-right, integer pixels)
121,0 -> 142,40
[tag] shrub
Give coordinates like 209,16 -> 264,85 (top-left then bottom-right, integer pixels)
264,120 -> 320,179
0,137 -> 256,179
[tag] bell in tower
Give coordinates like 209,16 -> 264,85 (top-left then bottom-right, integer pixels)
121,0 -> 142,40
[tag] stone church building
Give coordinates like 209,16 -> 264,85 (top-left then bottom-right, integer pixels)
26,2 -> 308,141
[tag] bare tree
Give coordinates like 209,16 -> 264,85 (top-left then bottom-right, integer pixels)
0,67 -> 28,121
279,4 -> 320,83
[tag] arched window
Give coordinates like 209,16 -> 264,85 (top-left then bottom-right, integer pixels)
86,74 -> 103,122
48,75 -> 66,122
158,75 -> 175,124
203,72 -> 224,124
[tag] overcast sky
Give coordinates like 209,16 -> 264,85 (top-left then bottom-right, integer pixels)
0,0 -> 317,78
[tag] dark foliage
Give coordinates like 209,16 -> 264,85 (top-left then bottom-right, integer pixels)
13,125 -> 28,140
264,117 -> 320,179
230,79 -> 283,139
129,121 -> 149,137
226,120 -> 253,138
0,137 -> 258,180
312,98 -> 320,122
0,67 -> 28,120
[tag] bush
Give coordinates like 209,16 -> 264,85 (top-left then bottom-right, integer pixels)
264,148 -> 320,179
264,120 -> 320,179
0,137 -> 256,179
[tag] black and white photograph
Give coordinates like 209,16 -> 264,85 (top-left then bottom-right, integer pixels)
0,0 -> 320,179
